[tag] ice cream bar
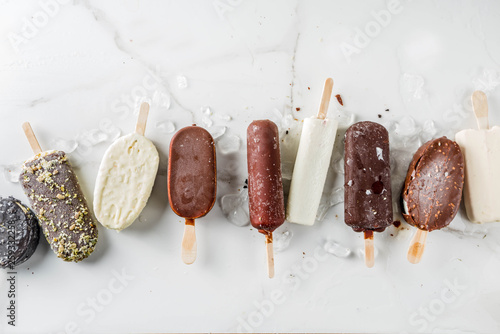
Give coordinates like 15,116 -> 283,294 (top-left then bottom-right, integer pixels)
0,197 -> 40,269
402,137 -> 464,231
344,121 -> 393,233
286,83 -> 338,225
168,126 -> 217,218
94,132 -> 159,230
20,151 -> 98,262
247,120 -> 285,235
455,127 -> 500,223
168,125 -> 216,264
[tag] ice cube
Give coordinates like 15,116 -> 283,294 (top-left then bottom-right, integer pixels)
2,164 -> 22,183
323,240 -> 351,257
156,121 -> 176,134
202,116 -> 213,128
316,187 -> 344,221
81,129 -> 108,145
394,116 -> 417,136
473,68 -> 500,93
217,134 -> 241,154
152,90 -> 171,110
273,228 -> 293,252
208,126 -> 226,140
400,73 -> 426,100
420,119 -> 438,143
220,190 -> 250,227
336,108 -> 355,127
201,106 -> 212,116
177,75 -> 188,89
50,138 -> 78,154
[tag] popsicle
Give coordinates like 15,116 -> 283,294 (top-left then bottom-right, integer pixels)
402,137 -> 464,263
0,197 -> 40,269
168,125 -> 216,265
20,123 -> 98,262
94,103 -> 159,231
247,120 -> 285,278
287,78 -> 338,225
455,91 -> 500,223
344,121 -> 392,268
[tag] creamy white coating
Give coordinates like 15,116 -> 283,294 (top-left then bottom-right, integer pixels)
286,117 -> 338,225
455,126 -> 500,223
93,133 -> 159,230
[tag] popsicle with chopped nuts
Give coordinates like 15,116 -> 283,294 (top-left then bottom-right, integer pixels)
20,123 -> 98,262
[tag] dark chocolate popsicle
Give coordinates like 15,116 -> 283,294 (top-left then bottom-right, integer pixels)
0,197 -> 40,269
247,120 -> 285,278
168,125 -> 216,264
344,121 -> 393,233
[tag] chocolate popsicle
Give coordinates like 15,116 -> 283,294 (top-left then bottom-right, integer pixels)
247,120 -> 285,278
402,137 -> 464,263
168,125 -> 216,265
344,121 -> 392,267
0,197 -> 40,269
20,123 -> 98,262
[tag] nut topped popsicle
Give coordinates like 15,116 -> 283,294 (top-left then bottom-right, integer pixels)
247,119 -> 285,278
402,137 -> 464,264
20,123 -> 98,262
344,121 -> 392,268
168,125 -> 216,265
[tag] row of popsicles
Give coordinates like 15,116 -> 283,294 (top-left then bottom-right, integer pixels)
1,80 -> 498,278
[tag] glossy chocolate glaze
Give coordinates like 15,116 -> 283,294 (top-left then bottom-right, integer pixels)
168,126 -> 216,219
247,120 -> 285,235
344,121 -> 393,232
401,137 -> 464,232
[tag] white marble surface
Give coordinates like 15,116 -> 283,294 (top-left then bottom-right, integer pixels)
1,0 -> 500,333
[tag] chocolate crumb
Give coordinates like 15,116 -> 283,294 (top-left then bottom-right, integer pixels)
378,114 -> 382,118
335,94 -> 343,106
393,221 -> 401,228
296,107 -> 300,111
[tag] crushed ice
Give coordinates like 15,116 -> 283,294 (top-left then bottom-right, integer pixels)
217,134 -> 241,154
220,189 -> 250,227
273,227 -> 293,252
1,164 -> 22,183
323,239 -> 351,258
176,75 -> 188,89
156,121 -> 176,134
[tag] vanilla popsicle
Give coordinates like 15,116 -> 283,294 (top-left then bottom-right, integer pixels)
455,127 -> 500,223
93,103 -> 159,230
455,91 -> 500,223
286,78 -> 338,225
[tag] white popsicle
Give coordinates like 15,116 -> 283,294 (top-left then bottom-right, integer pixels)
286,78 -> 338,225
455,91 -> 500,223
93,103 -> 160,230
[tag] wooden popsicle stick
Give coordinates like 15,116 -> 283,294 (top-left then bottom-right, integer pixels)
317,78 -> 334,120
181,218 -> 197,265
407,229 -> 428,264
364,230 -> 374,268
135,102 -> 150,135
472,90 -> 489,130
22,122 -> 42,154
265,233 -> 274,278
